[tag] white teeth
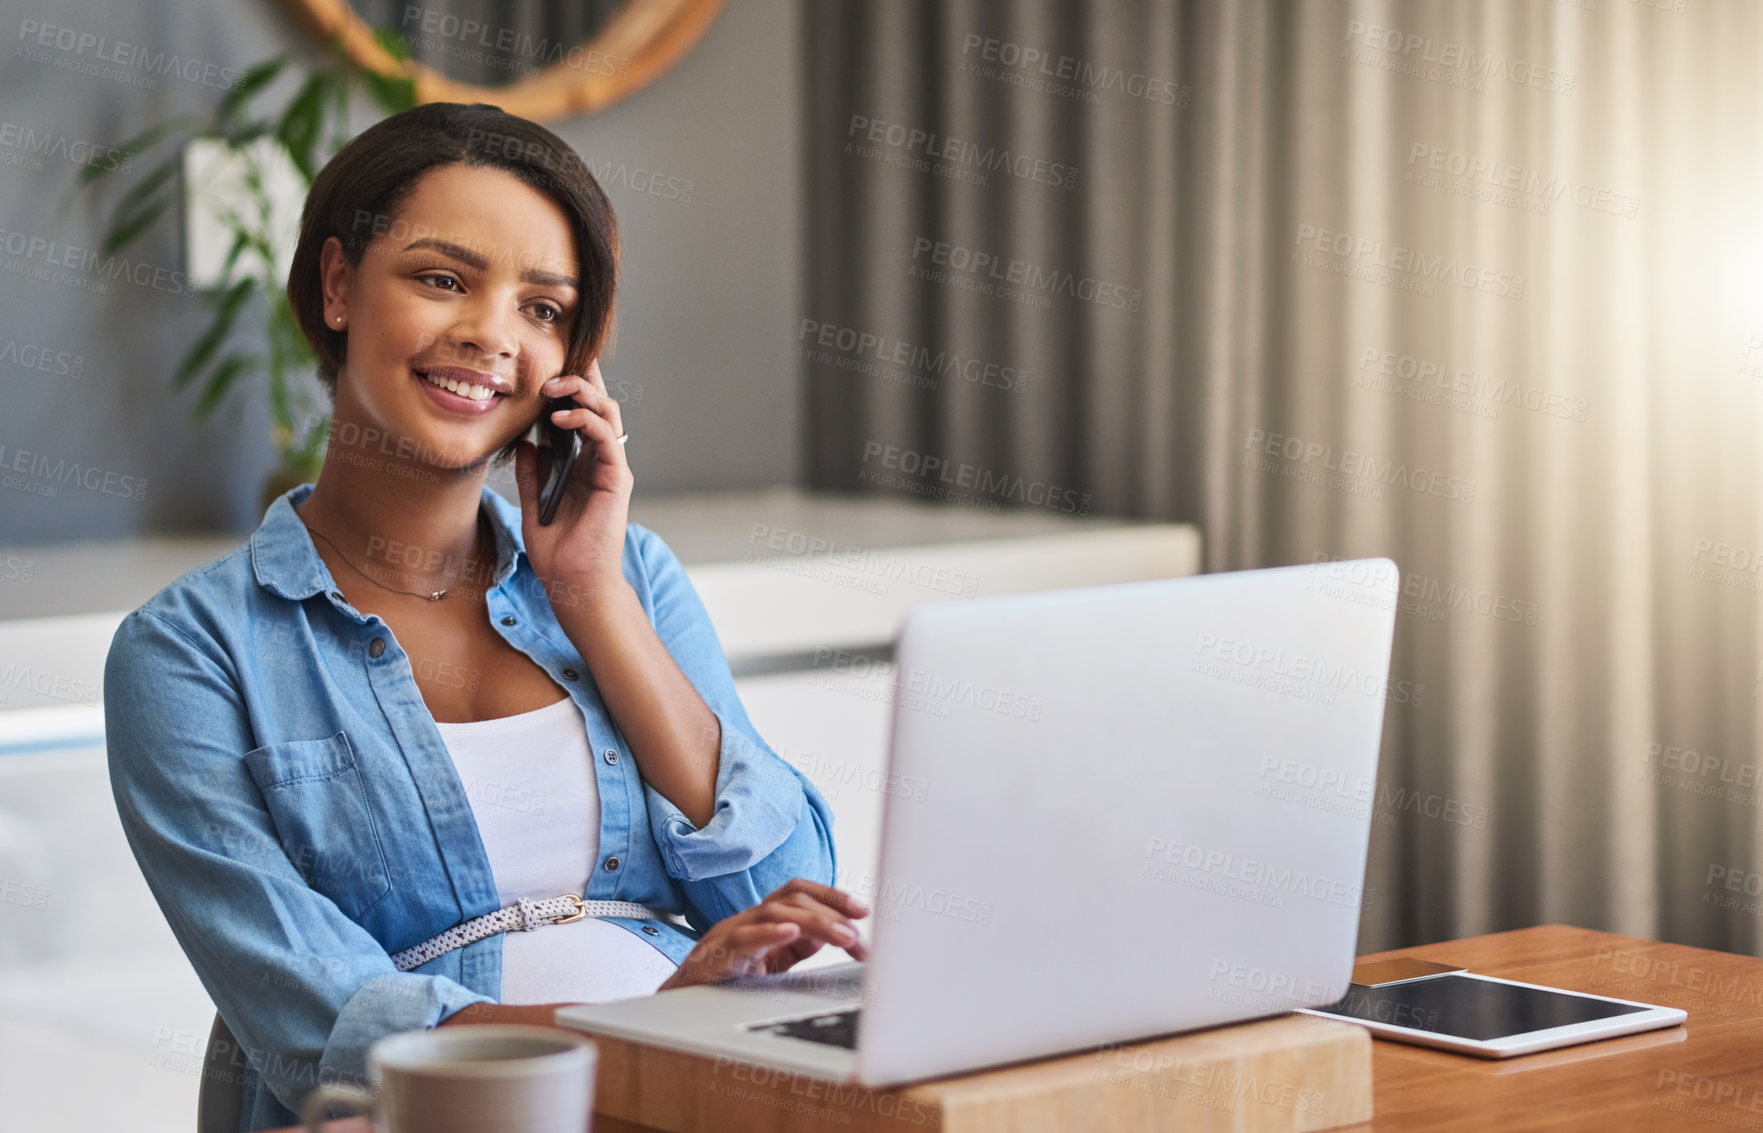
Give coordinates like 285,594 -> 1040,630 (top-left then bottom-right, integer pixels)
421,371 -> 496,401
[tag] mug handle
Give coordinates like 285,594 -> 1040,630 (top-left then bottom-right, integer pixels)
302,1083 -> 377,1131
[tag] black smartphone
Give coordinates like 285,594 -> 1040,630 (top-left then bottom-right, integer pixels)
536,394 -> 582,526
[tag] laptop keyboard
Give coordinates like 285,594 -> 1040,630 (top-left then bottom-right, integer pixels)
732,963 -> 866,1001
749,1008 -> 860,1049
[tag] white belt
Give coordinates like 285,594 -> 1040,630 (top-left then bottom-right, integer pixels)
390,894 -> 667,972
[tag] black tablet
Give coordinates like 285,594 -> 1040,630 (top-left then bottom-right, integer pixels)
1298,971 -> 1686,1057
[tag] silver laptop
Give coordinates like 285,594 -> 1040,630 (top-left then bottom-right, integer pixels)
556,558 -> 1399,1087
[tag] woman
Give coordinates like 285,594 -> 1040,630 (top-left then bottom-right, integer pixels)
102,102 -> 867,1132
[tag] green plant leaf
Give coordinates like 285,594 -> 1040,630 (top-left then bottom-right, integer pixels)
218,57 -> 289,122
269,360 -> 289,430
101,151 -> 182,254
361,68 -> 418,114
194,353 -> 259,421
102,197 -> 175,259
78,112 -> 203,188
373,23 -> 413,62
341,25 -> 416,115
364,67 -> 419,115
276,293 -> 318,371
267,296 -> 291,430
174,277 -> 257,390
71,43 -> 376,438
326,57 -> 349,154
219,121 -> 273,151
277,73 -> 332,181
219,228 -> 251,279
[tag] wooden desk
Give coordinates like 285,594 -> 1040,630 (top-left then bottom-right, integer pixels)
1338,924 -> 1763,1131
280,925 -> 1763,1133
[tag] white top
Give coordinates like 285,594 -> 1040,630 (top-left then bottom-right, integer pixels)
434,695 -> 678,1005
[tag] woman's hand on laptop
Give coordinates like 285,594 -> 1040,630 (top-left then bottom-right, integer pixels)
657,879 -> 869,991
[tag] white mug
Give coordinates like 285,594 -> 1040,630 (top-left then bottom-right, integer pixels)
301,1024 -> 597,1133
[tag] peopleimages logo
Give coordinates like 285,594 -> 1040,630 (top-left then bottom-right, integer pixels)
1294,224 -> 1526,300
1357,347 -> 1589,422
0,228 -> 198,298
798,318 -> 1028,394
845,872 -> 994,925
1342,19 -> 1576,96
1246,428 -> 1475,504
1142,837 -> 1371,911
0,444 -> 147,501
1406,144 -> 1639,219
1310,551 -> 1541,627
895,663 -> 1044,721
0,335 -> 84,379
0,121 -> 133,174
846,114 -> 1078,189
957,33 -> 1191,107
1194,631 -> 1424,706
399,6 -> 630,78
16,19 -> 241,90
860,441 -> 1092,515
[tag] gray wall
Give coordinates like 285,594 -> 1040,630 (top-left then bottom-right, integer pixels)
0,0 -> 802,541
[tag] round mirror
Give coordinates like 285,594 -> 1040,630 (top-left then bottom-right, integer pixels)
277,0 -> 724,121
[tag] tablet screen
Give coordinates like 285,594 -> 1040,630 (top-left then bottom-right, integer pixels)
1313,974 -> 1651,1040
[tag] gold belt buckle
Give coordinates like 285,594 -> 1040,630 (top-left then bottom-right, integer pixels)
554,894 -> 588,925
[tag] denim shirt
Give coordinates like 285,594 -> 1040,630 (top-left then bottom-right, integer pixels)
102,481 -> 838,1132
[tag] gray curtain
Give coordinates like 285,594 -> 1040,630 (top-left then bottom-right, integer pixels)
805,0 -> 1763,954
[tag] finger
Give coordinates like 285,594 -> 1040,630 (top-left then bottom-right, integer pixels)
543,369 -> 613,407
695,921 -> 796,958
765,878 -> 871,918
746,898 -> 866,951
540,373 -> 585,400
551,405 -> 627,461
544,367 -> 625,439
547,387 -> 620,422
768,907 -> 866,963
549,390 -> 624,437
549,398 -> 620,436
689,922 -> 802,980
767,878 -> 870,916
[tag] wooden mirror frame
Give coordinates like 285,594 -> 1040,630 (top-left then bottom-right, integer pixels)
276,0 -> 725,121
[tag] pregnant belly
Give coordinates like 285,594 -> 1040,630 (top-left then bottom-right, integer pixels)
499,917 -> 680,1006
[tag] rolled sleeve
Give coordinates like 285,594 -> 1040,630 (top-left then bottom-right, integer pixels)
325,972 -> 494,1080
104,609 -> 494,1119
632,526 -> 838,922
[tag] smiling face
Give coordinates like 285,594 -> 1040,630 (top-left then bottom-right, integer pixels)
318,163 -> 581,470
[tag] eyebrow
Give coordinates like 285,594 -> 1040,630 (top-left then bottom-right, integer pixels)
402,237 -> 578,291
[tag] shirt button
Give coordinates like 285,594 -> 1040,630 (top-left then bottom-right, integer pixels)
603,856 -> 621,872
562,668 -> 580,681
603,748 -> 618,765
330,590 -> 345,602
368,638 -> 385,658
642,925 -> 659,935
501,615 -> 517,626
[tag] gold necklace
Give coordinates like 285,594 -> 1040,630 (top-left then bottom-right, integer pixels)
303,508 -> 492,602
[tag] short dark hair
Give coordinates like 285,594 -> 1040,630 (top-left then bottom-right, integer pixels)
287,102 -> 618,466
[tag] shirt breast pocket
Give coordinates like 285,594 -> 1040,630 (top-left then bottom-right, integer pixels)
244,732 -> 393,921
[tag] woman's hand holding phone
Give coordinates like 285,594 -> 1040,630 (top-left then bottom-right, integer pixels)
513,358 -> 632,600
